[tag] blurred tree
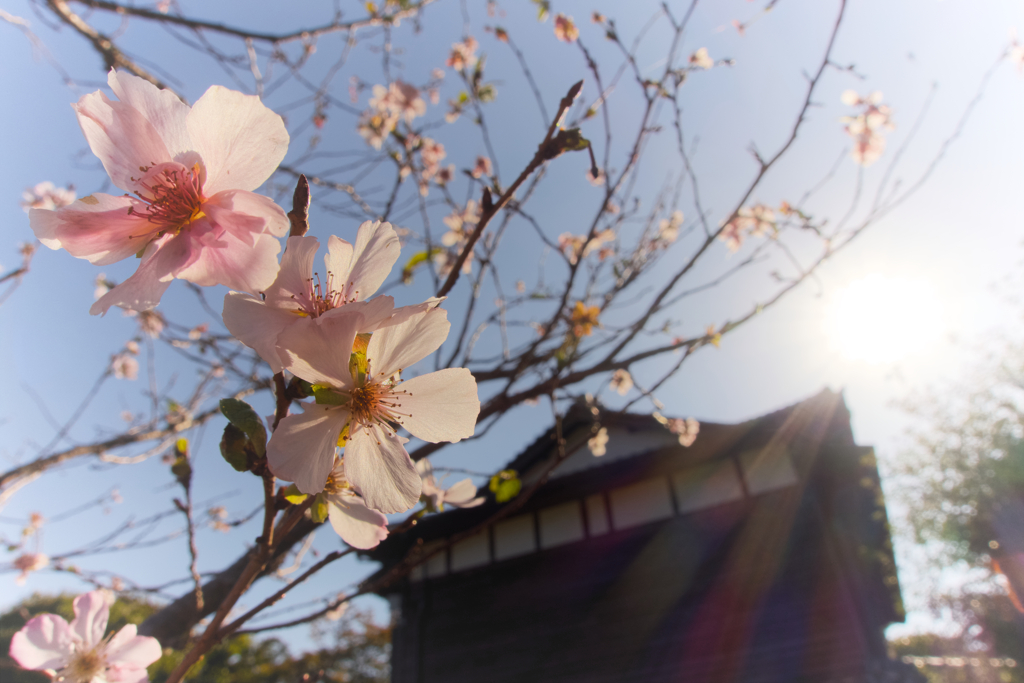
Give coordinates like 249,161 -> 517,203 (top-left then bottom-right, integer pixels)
890,339 -> 1024,681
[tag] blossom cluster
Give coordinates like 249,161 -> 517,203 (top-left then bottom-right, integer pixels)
28,70 -> 482,553
719,204 -> 776,252
840,90 -> 895,167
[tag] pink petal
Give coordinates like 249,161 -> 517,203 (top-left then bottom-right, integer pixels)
103,624 -> 162,670
173,222 -> 281,295
107,70 -> 192,162
344,425 -> 421,514
222,292 -> 301,373
264,236 -> 321,310
71,590 -> 113,648
187,86 -> 289,195
325,221 -> 400,302
444,479 -> 484,508
366,306 -> 451,379
74,89 -> 172,192
90,232 -> 195,315
278,298 -> 395,388
106,668 -> 151,683
267,404 -> 349,494
203,189 -> 289,241
30,194 -> 155,265
397,368 -> 479,443
326,491 -> 389,549
9,614 -> 74,671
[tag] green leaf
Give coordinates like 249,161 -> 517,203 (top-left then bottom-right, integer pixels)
283,484 -> 309,505
171,455 -> 192,486
311,493 -> 329,524
561,128 -> 590,151
477,84 -> 497,103
489,469 -> 522,503
220,398 -> 267,457
219,423 -> 251,472
401,248 -> 443,284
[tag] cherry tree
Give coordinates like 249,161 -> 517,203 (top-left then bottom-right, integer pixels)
0,1 -> 1014,681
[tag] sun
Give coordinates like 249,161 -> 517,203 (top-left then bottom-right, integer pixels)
824,274 -> 944,364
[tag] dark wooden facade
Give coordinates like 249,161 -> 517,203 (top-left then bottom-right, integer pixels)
369,390 -> 911,683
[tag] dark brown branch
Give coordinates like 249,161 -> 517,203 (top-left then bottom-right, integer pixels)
45,0 -> 178,96
69,0 -> 436,44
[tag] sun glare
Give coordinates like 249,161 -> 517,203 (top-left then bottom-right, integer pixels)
824,274 -> 944,364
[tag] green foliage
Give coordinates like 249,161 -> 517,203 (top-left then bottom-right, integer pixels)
219,399 -> 267,457
489,469 -> 521,503
1,594 -> 390,683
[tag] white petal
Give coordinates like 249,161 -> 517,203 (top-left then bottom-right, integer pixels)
327,221 -> 400,302
71,590 -> 113,648
108,69 -> 192,161
74,89 -> 172,192
396,368 -> 479,443
103,624 -> 162,670
344,425 -> 421,514
366,306 -> 451,379
443,479 -> 484,508
187,86 -> 289,194
278,298 -> 396,387
326,492 -> 389,549
222,292 -> 300,373
267,404 -> 348,494
264,236 -> 320,310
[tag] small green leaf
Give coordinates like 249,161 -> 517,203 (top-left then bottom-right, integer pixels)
171,455 -> 192,486
401,248 -> 443,284
220,398 -> 267,457
283,484 -> 309,505
489,469 -> 522,503
561,128 -> 590,151
219,423 -> 251,472
311,493 -> 329,524
477,84 -> 497,103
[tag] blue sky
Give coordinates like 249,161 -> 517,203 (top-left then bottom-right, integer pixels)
2,0 -> 1024,647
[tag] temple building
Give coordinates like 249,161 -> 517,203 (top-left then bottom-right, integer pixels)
368,389 -> 913,683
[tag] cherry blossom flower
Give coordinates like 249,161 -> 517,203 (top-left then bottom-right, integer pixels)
417,459 -> 483,511
586,167 -> 606,186
111,352 -> 139,380
9,590 -> 162,683
558,229 -> 614,265
357,108 -> 398,149
267,304 -> 480,513
841,90 -> 895,166
718,204 -> 775,251
592,12 -> 606,23
31,70 -> 290,316
134,310 -> 165,338
223,221 -> 401,373
13,553 -> 49,585
21,182 -> 76,212
437,201 -> 480,276
667,417 -> 700,447
570,301 -> 600,338
655,210 -> 683,246
588,427 -> 609,456
689,47 -> 714,70
369,81 -> 427,124
446,37 -> 479,71
470,156 -> 492,179
323,458 -> 389,548
554,14 -> 579,43
610,369 -> 633,396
